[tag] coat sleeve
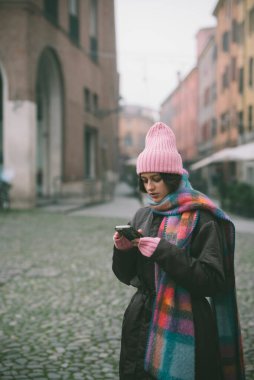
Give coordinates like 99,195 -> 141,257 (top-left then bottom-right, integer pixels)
150,213 -> 226,297
112,245 -> 138,285
112,207 -> 150,285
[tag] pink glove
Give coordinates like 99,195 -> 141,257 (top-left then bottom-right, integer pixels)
138,237 -> 161,257
113,231 -> 133,250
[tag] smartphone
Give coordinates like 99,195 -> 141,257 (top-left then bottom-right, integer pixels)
115,225 -> 143,241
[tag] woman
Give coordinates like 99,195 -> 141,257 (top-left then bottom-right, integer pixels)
112,122 -> 245,380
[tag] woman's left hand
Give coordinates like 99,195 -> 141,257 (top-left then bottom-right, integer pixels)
131,238 -> 140,247
135,236 -> 161,257
131,229 -> 143,247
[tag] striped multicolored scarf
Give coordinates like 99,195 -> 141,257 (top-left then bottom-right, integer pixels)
144,172 -> 245,380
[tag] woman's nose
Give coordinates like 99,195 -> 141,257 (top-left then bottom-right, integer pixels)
147,180 -> 155,190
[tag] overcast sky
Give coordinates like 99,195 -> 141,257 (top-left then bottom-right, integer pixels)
115,0 -> 217,111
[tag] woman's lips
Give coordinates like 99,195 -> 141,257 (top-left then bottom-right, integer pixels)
149,193 -> 159,198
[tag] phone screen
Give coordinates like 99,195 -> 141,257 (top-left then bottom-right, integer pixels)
115,225 -> 142,241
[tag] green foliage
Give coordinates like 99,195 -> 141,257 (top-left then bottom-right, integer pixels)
189,171 -> 208,194
122,165 -> 140,199
219,181 -> 254,217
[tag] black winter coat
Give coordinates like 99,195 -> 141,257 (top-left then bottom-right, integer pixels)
112,207 -> 226,380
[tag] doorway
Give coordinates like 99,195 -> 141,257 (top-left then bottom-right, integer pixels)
36,48 -> 64,198
0,71 -> 3,172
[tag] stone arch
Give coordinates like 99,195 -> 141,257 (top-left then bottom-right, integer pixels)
35,47 -> 64,197
0,70 -> 3,170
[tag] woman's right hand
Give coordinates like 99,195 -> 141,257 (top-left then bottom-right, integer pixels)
113,231 -> 133,250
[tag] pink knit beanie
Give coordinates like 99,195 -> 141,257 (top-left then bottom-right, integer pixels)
136,122 -> 183,174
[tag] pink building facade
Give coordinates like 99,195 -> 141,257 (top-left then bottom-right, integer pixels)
197,29 -> 217,157
160,68 -> 198,165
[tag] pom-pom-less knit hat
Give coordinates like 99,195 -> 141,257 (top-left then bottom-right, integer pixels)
136,122 -> 183,174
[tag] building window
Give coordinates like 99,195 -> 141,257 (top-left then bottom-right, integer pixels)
221,112 -> 230,132
232,20 -> 238,43
246,166 -> 254,185
238,22 -> 244,44
212,45 -> 217,61
201,122 -> 209,141
84,126 -> 97,178
231,57 -> 237,81
203,87 -> 210,106
222,66 -> 230,90
36,84 -> 43,122
238,111 -> 244,134
249,7 -> 254,34
84,88 -> 91,112
89,0 -> 98,62
0,73 -> 3,167
231,106 -> 237,125
44,0 -> 58,24
69,0 -> 79,43
93,93 -> 98,114
222,31 -> 229,52
248,106 -> 253,131
138,134 -> 146,150
232,20 -> 244,44
211,82 -> 217,100
249,57 -> 253,87
124,133 -> 133,147
211,118 -> 217,137
238,67 -> 244,94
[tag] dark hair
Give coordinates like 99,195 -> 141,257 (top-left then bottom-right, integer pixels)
138,173 -> 182,194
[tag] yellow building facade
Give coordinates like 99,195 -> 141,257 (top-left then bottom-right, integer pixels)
214,0 -> 254,150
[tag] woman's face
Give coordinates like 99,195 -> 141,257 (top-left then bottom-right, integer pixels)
140,172 -> 169,202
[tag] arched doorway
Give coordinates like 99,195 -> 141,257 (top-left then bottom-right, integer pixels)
0,71 -> 3,171
36,48 -> 63,198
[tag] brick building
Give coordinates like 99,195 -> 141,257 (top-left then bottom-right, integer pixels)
118,105 -> 157,159
195,29 -> 218,193
160,0 -> 254,189
160,29 -> 217,167
193,0 -> 254,186
197,28 -> 217,157
0,0 -> 119,208
118,105 -> 157,178
160,67 -> 198,166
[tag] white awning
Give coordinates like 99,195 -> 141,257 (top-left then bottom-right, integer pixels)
190,141 -> 254,171
125,158 -> 137,166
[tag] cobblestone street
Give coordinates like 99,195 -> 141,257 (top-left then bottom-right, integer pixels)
0,195 -> 253,379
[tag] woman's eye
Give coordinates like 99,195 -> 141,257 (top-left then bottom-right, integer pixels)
154,177 -> 162,182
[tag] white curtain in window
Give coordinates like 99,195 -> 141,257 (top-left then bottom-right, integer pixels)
69,0 -> 78,16
89,0 -> 97,37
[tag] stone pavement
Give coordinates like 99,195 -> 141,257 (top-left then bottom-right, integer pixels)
44,182 -> 254,234
71,196 -> 254,235
39,182 -> 141,221
0,210 -> 133,380
0,183 -> 253,379
69,183 -> 141,221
